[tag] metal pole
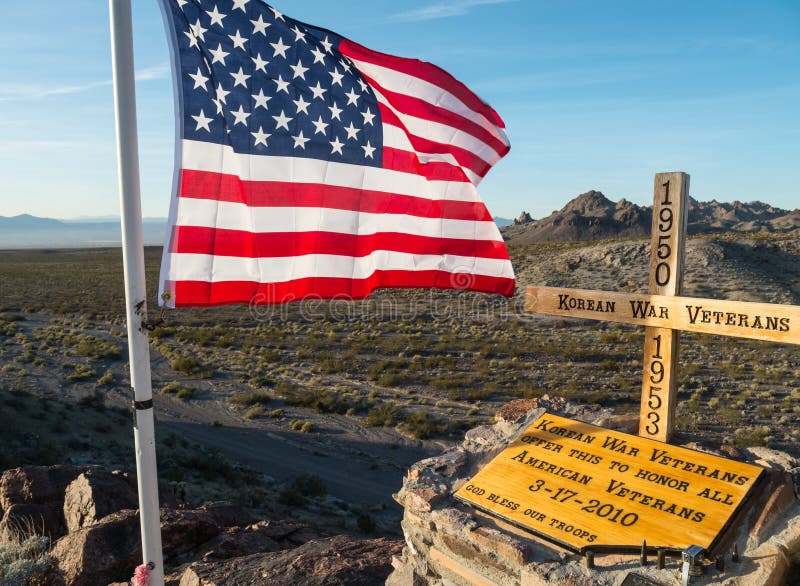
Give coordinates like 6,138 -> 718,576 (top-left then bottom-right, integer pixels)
108,1 -> 165,583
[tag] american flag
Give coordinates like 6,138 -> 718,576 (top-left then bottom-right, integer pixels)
158,0 -> 514,307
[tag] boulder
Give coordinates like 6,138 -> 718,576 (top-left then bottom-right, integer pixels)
63,469 -> 138,532
50,509 -> 141,586
161,502 -> 256,562
0,502 -> 63,540
0,465 -> 101,538
178,535 -> 403,586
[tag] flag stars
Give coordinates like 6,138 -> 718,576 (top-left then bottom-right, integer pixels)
329,136 -> 344,155
205,5 -> 226,27
231,0 -> 250,13
251,53 -> 268,73
188,67 -> 209,91
310,47 -> 326,65
189,19 -> 208,42
311,116 -> 328,135
192,109 -> 213,132
361,107 -> 376,126
329,67 -> 344,87
309,81 -> 327,101
290,59 -> 309,80
357,79 -> 368,92
230,67 -> 251,88
293,130 -> 310,149
250,14 -> 270,36
293,95 -> 311,115
251,126 -> 271,147
209,43 -> 230,65
231,105 -> 251,126
291,25 -> 307,43
273,75 -> 290,94
339,58 -> 351,73
228,30 -> 248,51
270,37 -> 290,59
328,102 -> 343,121
362,141 -> 376,159
184,30 -> 200,49
252,88 -> 271,110
272,110 -> 293,131
320,36 -> 333,53
344,122 -> 360,141
270,6 -> 284,20
345,88 -> 360,106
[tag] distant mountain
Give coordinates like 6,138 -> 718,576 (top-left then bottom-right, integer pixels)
493,216 -> 513,227
0,215 -> 167,249
502,191 -> 800,243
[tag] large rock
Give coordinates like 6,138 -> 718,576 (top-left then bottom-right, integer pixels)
0,465 -> 101,538
178,535 -> 403,586
50,509 -> 141,586
63,469 -> 138,533
160,502 -> 255,563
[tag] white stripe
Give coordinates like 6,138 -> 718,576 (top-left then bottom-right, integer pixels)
176,198 -> 504,241
350,57 -> 510,147
182,139 -> 480,202
383,123 -> 481,184
376,92 -> 503,165
165,251 -> 514,283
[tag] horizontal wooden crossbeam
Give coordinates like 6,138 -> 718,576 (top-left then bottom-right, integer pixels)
525,286 -> 800,345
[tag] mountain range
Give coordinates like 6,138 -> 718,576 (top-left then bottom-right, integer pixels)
501,191 -> 800,243
2,192 -> 798,249
0,215 -> 167,249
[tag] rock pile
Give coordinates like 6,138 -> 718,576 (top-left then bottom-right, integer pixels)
387,396 -> 800,586
0,465 -> 401,585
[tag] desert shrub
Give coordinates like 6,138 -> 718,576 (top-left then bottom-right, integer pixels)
284,387 -> 351,414
243,405 -> 265,420
78,392 -> 105,411
73,336 -> 121,360
66,364 -> 95,382
97,370 -> 115,386
365,403 -> 400,427
356,513 -> 376,533
300,421 -> 314,433
278,473 -> 327,507
400,412 -> 447,439
162,382 -> 195,400
0,534 -> 54,586
227,390 -> 272,408
170,355 -> 208,377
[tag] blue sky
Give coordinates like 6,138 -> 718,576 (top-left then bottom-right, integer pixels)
0,0 -> 797,220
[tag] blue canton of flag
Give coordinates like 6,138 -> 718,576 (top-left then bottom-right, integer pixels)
167,0 -> 382,165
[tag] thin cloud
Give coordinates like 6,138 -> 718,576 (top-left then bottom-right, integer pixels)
0,63 -> 169,101
388,0 -> 518,22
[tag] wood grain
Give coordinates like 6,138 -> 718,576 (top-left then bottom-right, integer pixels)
454,414 -> 763,552
641,172 -> 689,441
525,286 -> 800,345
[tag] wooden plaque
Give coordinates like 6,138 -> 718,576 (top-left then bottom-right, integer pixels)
454,414 -> 763,552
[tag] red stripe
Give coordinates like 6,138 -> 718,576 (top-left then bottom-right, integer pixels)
171,271 -> 515,306
383,147 -> 468,182
179,169 -> 492,221
380,106 -> 492,178
361,71 -> 509,157
340,39 -> 506,129
172,226 -> 510,260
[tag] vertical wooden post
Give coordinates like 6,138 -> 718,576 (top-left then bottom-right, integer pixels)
638,172 -> 689,442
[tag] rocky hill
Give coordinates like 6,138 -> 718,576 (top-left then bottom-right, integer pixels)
503,191 -> 800,243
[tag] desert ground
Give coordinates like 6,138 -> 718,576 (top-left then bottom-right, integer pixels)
0,233 -> 798,534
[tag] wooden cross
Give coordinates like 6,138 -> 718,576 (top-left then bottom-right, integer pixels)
525,172 -> 800,443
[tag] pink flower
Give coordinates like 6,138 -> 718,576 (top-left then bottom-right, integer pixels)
131,564 -> 150,586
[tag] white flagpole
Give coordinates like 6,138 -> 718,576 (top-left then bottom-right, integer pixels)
108,1 -> 165,584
